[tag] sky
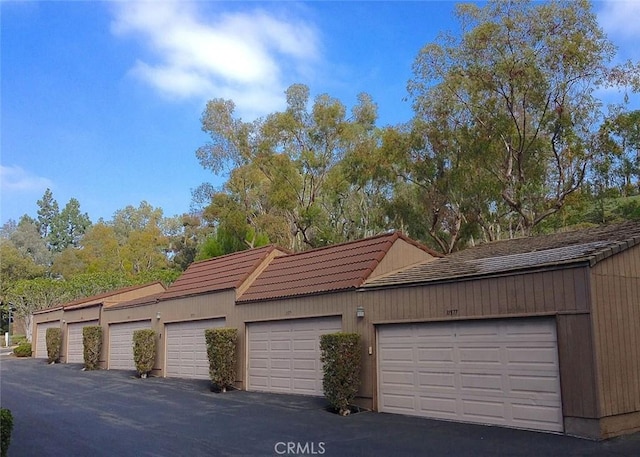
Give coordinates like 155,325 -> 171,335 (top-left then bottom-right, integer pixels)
1,0 -> 639,226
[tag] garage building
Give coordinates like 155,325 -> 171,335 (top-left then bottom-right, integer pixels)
361,222 -> 640,439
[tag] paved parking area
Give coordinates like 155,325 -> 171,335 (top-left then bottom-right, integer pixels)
1,357 -> 639,456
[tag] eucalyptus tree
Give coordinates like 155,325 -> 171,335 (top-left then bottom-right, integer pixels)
196,84 -> 382,251
408,0 -> 640,237
598,110 -> 640,196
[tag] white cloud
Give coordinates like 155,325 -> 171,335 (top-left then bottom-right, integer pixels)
110,0 -> 321,119
598,1 -> 640,39
0,165 -> 53,193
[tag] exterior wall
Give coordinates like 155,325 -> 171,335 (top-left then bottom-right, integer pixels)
59,305 -> 102,364
369,239 -> 436,278
590,244 -> 640,438
556,313 -> 600,437
32,308 -> 64,357
101,290 -> 236,373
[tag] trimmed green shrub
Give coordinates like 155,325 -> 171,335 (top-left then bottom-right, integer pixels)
320,332 -> 361,416
83,326 -> 103,370
205,328 -> 237,392
46,327 -> 62,364
13,342 -> 32,357
133,329 -> 156,378
1,408 -> 13,457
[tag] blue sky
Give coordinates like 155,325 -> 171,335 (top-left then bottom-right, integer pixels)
2,1 -> 639,226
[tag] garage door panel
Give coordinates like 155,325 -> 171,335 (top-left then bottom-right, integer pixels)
418,371 -> 455,389
382,347 -> 414,362
248,316 -> 341,396
378,318 -> 563,433
382,370 -> 415,388
510,374 -> 559,394
507,346 -> 558,365
293,359 -> 316,371
416,347 -> 454,362
512,403 -> 562,429
459,347 -> 501,364
462,398 -> 506,420
419,396 -> 457,416
460,373 -> 503,393
165,318 -> 225,380
67,321 -> 99,363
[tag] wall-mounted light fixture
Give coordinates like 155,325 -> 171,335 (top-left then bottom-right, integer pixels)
356,306 -> 365,318
156,312 -> 161,320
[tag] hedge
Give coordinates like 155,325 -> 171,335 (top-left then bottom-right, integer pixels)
13,342 -> 32,357
83,326 -> 103,370
133,329 -> 156,378
204,328 -> 237,392
46,327 -> 62,364
1,408 -> 13,457
320,332 -> 361,416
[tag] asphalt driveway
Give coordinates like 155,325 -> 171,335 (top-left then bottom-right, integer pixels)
1,358 -> 639,457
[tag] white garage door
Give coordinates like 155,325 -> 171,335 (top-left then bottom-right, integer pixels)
165,318 -> 225,380
66,321 -> 99,364
35,321 -> 60,358
109,320 -> 151,370
248,316 -> 342,396
378,318 -> 563,433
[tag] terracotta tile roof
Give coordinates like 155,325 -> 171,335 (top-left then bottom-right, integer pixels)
237,232 -> 434,303
161,245 -> 285,300
363,221 -> 640,288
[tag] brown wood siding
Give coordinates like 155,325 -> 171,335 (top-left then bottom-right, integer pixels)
556,314 -> 598,418
63,306 -> 101,324
590,245 -> 640,418
366,266 -> 589,322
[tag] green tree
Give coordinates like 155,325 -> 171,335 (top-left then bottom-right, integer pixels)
52,222 -> 121,277
9,216 -> 51,268
0,241 -> 45,300
5,278 -> 69,342
49,198 -> 91,252
598,110 -> 640,196
164,214 -> 212,270
408,0 -> 640,237
36,188 -> 59,239
196,84 -> 382,251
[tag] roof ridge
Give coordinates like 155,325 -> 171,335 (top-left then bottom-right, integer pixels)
187,244 -> 281,266
272,231 -> 400,259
